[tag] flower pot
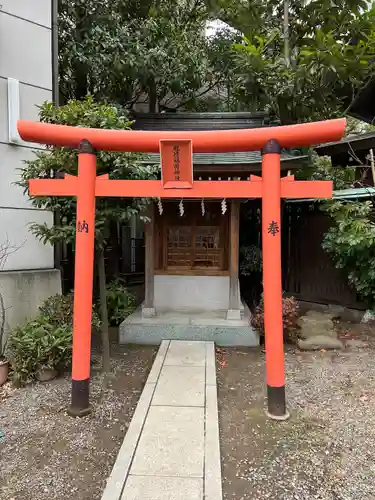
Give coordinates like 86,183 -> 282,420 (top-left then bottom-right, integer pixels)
36,367 -> 58,382
0,359 -> 9,386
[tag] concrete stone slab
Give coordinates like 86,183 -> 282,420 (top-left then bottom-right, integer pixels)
191,317 -> 246,327
152,366 -> 205,406
120,322 -> 259,346
120,308 -> 259,347
164,340 -> 206,366
121,476 -> 203,500
130,406 -> 204,477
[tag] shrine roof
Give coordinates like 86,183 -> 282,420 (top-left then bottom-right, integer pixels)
133,112 -> 307,169
315,131 -> 375,166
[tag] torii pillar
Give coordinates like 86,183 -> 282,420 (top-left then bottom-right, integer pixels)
262,139 -> 289,419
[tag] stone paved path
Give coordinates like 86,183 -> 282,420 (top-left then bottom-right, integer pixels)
101,340 -> 222,500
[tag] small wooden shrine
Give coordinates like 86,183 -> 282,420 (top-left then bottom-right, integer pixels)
131,113 -> 307,327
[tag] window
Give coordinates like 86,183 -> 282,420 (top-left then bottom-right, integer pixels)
167,227 -> 192,268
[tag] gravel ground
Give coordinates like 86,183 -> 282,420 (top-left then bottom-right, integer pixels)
0,344 -> 156,500
217,324 -> 375,500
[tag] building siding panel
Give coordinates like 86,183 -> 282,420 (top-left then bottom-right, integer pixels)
0,0 -> 51,28
0,207 -> 54,271
0,12 -> 52,89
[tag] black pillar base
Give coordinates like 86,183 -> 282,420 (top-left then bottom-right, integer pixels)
67,378 -> 91,417
266,385 -> 289,420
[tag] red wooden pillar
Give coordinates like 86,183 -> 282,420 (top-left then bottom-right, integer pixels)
261,139 -> 288,420
68,140 -> 97,417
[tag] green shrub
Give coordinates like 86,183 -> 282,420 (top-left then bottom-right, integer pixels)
240,244 -> 262,276
251,295 -> 300,343
322,200 -> 375,308
8,317 -> 72,386
105,280 -> 136,326
39,292 -> 101,331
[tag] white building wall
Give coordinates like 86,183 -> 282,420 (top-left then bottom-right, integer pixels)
0,2 -> 61,334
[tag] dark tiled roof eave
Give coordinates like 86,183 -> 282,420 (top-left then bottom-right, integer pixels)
138,151 -> 307,166
315,131 -> 375,156
315,131 -> 375,166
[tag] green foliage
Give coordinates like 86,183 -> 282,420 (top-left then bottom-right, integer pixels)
57,0 -> 375,118
322,199 -> 375,307
8,292 -> 103,385
19,98 -> 157,249
39,293 -> 101,331
105,280 -> 136,326
296,152 -> 356,189
58,0 -> 236,111
239,244 -> 262,276
8,317 -> 73,386
230,0 -> 375,123
251,295 -> 300,343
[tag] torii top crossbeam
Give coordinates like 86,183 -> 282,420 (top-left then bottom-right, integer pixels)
18,118 -> 345,152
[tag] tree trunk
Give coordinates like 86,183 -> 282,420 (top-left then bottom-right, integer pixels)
73,5 -> 89,99
148,81 -> 158,113
283,0 -> 290,67
98,247 -> 111,373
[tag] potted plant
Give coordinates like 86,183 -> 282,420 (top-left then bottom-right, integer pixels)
0,291 -> 9,386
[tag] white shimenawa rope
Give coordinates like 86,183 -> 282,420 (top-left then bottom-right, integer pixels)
221,198 -> 227,215
179,199 -> 184,216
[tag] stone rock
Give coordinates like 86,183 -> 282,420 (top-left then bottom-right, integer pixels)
361,310 -> 375,324
305,309 -> 335,321
327,304 -> 345,319
298,336 -> 344,351
345,339 -> 368,349
298,311 -> 337,339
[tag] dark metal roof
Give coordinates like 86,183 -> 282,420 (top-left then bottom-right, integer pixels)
347,78 -> 375,124
315,131 -> 375,166
132,112 -> 269,131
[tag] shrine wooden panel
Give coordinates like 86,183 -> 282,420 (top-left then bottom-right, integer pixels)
154,201 -> 229,275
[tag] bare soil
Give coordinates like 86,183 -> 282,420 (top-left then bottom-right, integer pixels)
0,344 -> 156,500
217,322 -> 375,500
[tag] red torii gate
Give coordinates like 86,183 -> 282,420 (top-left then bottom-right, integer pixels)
18,118 -> 346,419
